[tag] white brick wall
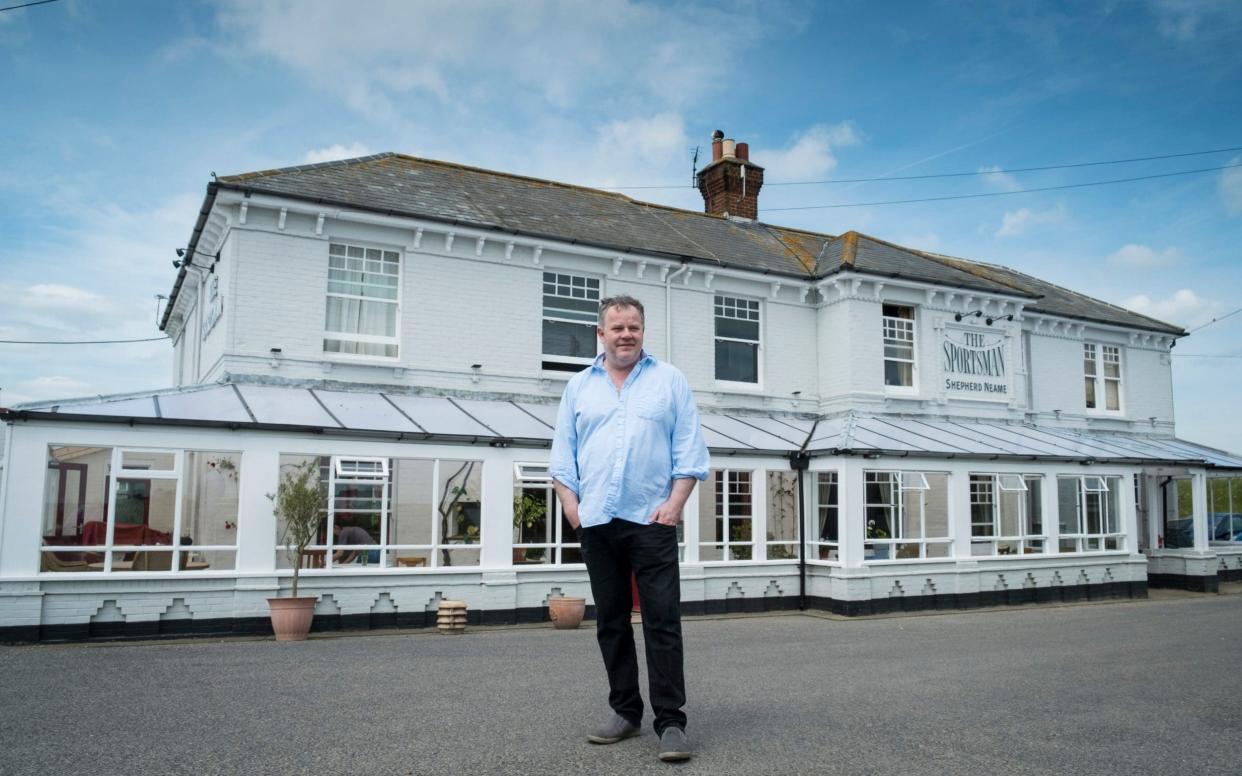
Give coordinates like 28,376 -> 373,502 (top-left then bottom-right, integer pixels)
177,198 -> 1176,428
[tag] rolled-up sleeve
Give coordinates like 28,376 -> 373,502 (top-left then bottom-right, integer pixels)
669,373 -> 710,480
548,382 -> 581,494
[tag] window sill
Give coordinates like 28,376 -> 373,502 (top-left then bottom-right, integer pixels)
713,380 -> 765,394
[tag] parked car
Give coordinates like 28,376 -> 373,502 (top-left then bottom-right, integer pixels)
1210,513 -> 1242,542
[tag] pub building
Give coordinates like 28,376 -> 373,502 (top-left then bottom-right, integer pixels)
2,134 -> 1239,642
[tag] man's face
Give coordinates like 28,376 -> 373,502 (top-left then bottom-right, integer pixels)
598,305 -> 645,368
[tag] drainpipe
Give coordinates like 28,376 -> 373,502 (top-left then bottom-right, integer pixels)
1159,476 -> 1172,548
789,450 -> 811,610
664,263 -> 688,361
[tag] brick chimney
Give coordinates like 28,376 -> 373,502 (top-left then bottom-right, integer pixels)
696,129 -> 764,220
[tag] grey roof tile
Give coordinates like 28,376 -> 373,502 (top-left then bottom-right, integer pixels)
211,153 -> 1182,335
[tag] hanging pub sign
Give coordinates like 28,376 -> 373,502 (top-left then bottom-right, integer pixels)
942,327 -> 1009,398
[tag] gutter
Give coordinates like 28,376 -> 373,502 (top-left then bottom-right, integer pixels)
160,181 -> 220,331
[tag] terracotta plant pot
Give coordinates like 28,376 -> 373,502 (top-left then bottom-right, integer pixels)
548,595 -> 586,629
268,596 -> 317,641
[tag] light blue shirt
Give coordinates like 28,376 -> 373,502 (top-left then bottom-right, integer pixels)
549,352 -> 710,528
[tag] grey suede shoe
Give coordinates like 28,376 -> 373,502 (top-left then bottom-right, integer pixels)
658,726 -> 691,762
587,713 -> 641,744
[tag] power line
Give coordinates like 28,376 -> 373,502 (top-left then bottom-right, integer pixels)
0,0 -> 61,13
762,162 -> 1239,212
1187,306 -> 1242,334
1172,354 -> 1242,359
598,144 -> 1242,190
0,336 -> 167,345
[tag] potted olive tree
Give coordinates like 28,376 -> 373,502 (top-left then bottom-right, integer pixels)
267,459 -> 324,641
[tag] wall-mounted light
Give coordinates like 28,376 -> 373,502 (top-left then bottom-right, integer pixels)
470,363 -> 482,384
176,248 -> 186,258
986,314 -> 1015,326
172,260 -> 182,268
954,310 -> 983,322
269,347 -> 282,369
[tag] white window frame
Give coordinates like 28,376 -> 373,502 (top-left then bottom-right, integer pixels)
864,470 -> 951,560
809,471 -> 840,562
39,446 -> 241,575
323,241 -> 402,363
765,471 -> 800,561
512,462 -> 583,566
1207,476 -> 1242,544
882,303 -> 918,395
1057,474 -> 1125,553
541,270 -> 602,371
969,473 -> 1046,556
1083,342 -> 1123,415
283,456 -> 483,571
713,295 -> 763,388
701,469 -> 755,561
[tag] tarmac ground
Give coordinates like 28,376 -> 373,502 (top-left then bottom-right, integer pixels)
1,591 -> 1240,776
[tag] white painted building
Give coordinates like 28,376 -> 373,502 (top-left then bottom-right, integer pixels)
2,137 -> 1239,642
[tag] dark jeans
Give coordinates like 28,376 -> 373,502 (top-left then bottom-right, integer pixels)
580,519 -> 686,734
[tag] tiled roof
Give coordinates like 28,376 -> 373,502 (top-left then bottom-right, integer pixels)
209,153 -> 1183,335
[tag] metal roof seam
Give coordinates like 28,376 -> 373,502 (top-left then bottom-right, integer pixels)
378,392 -> 428,434
306,389 -> 346,429
230,384 -> 258,423
445,397 -> 500,436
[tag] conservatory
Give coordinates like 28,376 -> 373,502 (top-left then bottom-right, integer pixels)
2,381 -> 1240,642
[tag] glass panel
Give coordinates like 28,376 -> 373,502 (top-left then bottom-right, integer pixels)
971,475 -> 994,537
1104,478 -> 1121,535
1084,377 -> 1097,409
816,473 -> 838,542
1105,380 -> 1120,411
900,471 -> 929,490
1057,478 -> 1081,537
275,454 -> 329,562
901,489 -> 922,540
923,474 -> 949,538
999,490 -> 1022,536
1084,492 -> 1103,534
438,461 -> 482,545
113,477 -> 177,546
43,446 -> 112,547
925,542 -> 951,559
441,548 -> 480,567
392,459 -> 435,546
388,549 -> 432,568
323,338 -> 398,358
121,450 -> 175,471
180,452 -> 240,552
885,360 -> 913,387
766,472 -> 798,543
41,550 -> 93,572
543,319 -> 597,359
997,474 -> 1027,491
700,471 -> 721,546
715,317 -> 759,341
1025,478 -> 1043,535
115,550 -> 174,572
715,339 -> 758,383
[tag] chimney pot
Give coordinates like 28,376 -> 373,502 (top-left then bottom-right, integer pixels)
736,142 -> 749,161
711,135 -> 723,162
722,139 -> 736,158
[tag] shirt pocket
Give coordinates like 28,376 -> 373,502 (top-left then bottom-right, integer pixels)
633,391 -> 670,421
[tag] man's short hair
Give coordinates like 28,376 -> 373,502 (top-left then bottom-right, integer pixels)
598,295 -> 645,327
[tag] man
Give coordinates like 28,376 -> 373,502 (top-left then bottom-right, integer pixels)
332,522 -> 373,564
549,294 -> 709,763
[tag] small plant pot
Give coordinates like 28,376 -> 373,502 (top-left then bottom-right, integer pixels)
268,596 -> 317,641
548,595 -> 586,629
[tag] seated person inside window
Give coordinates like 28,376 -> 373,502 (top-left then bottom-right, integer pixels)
332,523 -> 377,564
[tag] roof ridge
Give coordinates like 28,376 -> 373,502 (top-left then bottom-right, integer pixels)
218,152 -> 400,182
920,250 -> 1186,334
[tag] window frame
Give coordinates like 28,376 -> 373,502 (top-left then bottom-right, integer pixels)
39,446 -> 241,574
512,462 -> 583,567
969,473 -> 1046,556
323,241 -> 403,362
1083,342 -> 1124,415
1207,475 -> 1242,545
882,303 -> 918,394
700,468 -> 755,561
863,470 -> 951,560
541,270 -> 603,373
713,294 -> 763,388
1056,474 -> 1126,553
809,470 -> 840,562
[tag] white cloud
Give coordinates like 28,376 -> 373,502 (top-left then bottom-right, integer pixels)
754,123 -> 860,183
995,203 -> 1066,237
303,143 -> 373,164
20,284 -> 115,314
1108,243 -> 1185,268
12,376 -> 94,402
1122,288 -> 1219,328
1219,156 -> 1242,214
215,0 -> 774,118
896,232 -> 941,251
1151,0 -> 1236,41
595,114 -> 686,166
979,165 -> 1021,192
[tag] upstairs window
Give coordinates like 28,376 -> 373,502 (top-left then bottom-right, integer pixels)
714,295 -> 760,384
882,304 -> 916,389
542,272 -> 601,372
324,243 -> 400,359
1083,343 -> 1122,412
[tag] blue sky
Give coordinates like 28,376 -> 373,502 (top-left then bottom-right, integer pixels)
1,0 -> 1240,449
